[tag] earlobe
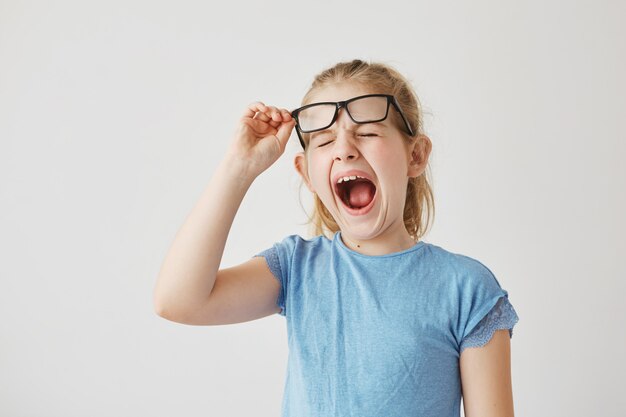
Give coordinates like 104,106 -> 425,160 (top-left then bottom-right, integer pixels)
294,152 -> 315,193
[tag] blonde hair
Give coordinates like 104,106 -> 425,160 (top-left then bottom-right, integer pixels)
298,59 -> 435,241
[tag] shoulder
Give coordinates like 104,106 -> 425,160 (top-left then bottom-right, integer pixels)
255,234 -> 331,284
273,233 -> 330,249
264,233 -> 332,259
423,242 -> 503,290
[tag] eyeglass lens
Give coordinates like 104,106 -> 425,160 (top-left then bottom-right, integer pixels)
297,96 -> 389,132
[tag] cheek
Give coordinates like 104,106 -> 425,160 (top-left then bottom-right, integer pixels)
372,145 -> 403,174
307,157 -> 332,192
373,146 -> 409,196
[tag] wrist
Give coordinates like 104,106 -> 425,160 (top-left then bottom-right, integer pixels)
218,153 -> 257,187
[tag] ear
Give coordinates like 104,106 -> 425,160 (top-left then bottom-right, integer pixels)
294,152 -> 315,193
407,134 -> 432,178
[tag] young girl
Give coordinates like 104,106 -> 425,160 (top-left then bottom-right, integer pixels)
154,59 -> 520,417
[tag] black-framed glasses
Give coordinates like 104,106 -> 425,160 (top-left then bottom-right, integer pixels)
290,93 -> 415,149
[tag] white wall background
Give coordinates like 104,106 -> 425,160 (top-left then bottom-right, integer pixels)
1,0 -> 624,416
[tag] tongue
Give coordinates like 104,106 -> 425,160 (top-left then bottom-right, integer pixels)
348,181 -> 375,208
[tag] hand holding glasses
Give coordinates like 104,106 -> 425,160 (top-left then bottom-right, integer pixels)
229,102 -> 296,180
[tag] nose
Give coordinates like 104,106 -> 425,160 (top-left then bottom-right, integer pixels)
333,109 -> 359,161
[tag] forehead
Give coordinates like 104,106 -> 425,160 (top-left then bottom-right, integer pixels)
307,81 -> 378,104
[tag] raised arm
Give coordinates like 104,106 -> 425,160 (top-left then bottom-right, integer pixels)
153,102 -> 295,324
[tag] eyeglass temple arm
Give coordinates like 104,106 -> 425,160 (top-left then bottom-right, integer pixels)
392,97 -> 415,136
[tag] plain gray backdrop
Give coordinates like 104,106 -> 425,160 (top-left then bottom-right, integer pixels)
1,0 -> 624,416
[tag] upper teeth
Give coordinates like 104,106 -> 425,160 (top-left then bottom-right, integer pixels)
337,175 -> 366,184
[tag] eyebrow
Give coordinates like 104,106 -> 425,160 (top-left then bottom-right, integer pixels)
362,122 -> 387,128
312,122 -> 388,135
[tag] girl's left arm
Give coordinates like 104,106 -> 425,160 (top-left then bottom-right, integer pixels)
460,329 -> 515,417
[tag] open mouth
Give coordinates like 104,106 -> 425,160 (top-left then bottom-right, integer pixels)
334,177 -> 377,213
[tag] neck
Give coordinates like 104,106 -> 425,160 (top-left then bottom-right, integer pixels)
339,225 -> 418,256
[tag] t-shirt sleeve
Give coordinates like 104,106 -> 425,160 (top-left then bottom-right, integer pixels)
252,235 -> 299,317
456,257 -> 520,353
459,295 -> 519,353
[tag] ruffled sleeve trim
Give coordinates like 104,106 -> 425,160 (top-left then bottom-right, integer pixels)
460,295 -> 519,353
253,247 -> 286,317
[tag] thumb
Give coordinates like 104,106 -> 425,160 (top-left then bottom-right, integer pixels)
275,119 -> 296,151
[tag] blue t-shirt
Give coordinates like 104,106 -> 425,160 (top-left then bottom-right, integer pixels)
254,231 -> 519,417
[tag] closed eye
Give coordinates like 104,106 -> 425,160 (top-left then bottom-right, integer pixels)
315,133 -> 378,147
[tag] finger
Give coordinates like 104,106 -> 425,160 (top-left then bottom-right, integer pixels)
274,119 -> 297,150
253,111 -> 271,122
242,101 -> 269,119
280,109 -> 293,121
259,105 -> 284,122
247,106 -> 281,125
241,118 -> 277,135
268,119 -> 281,128
242,103 -> 289,126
